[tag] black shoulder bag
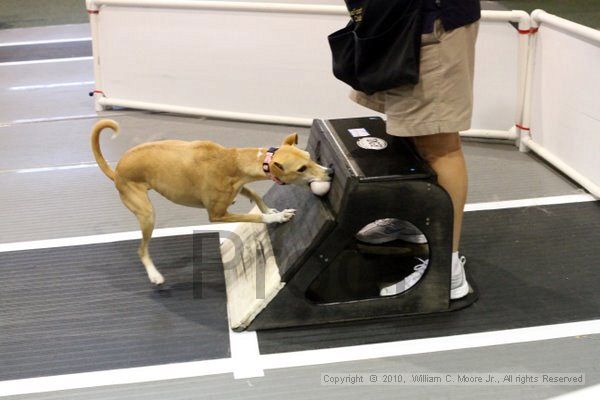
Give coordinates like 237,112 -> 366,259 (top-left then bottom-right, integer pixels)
328,0 -> 423,95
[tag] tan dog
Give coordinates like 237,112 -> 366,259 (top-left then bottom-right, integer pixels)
91,119 -> 332,284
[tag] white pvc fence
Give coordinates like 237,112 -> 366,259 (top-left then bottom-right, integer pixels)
86,1 -> 600,197
521,10 -> 600,197
472,11 -> 528,138
86,1 -> 527,133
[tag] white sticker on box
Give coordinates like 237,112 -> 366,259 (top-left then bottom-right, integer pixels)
348,128 -> 370,137
357,137 -> 388,150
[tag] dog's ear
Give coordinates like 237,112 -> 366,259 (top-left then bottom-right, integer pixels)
282,133 -> 298,146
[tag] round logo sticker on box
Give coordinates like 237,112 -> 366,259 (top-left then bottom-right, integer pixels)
357,137 -> 388,150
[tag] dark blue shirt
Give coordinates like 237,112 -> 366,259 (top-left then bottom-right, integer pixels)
422,0 -> 481,33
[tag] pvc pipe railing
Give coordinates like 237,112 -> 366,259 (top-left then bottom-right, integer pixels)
461,129 -> 518,140
518,9 -> 600,198
521,136 -> 600,198
98,97 -> 314,126
532,9 -> 600,44
89,0 -> 347,15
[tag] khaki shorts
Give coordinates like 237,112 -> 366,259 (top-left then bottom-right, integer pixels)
350,20 -> 479,137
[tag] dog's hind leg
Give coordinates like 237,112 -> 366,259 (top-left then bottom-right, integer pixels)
118,182 -> 164,285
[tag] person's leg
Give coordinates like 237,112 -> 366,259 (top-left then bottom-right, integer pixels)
412,132 -> 467,252
378,130 -> 470,299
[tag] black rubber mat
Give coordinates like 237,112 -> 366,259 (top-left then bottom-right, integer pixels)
0,233 -> 229,381
257,202 -> 600,353
0,41 -> 92,63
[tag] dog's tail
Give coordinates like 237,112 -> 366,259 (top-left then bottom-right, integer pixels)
91,119 -> 119,181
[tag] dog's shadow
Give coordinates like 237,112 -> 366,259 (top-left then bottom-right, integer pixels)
148,252 -> 227,315
98,245 -> 228,326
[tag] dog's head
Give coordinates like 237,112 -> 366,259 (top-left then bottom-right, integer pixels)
266,133 -> 333,185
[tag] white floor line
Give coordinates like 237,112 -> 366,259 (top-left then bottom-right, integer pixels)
228,329 -> 264,379
548,382 -> 600,399
2,162 -> 102,174
0,193 -> 596,253
0,114 -> 103,128
8,81 -> 94,91
258,319 -> 600,371
0,56 -> 92,67
0,37 -> 91,47
464,193 -> 597,211
0,224 -> 235,253
0,358 -> 233,397
0,319 -> 598,397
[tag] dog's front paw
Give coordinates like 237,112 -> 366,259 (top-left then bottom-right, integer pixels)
262,209 -> 296,223
279,208 -> 296,223
266,208 -> 279,214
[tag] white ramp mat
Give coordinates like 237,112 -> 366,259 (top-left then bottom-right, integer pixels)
221,211 -> 285,331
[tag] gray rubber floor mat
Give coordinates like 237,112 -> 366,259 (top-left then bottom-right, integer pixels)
0,233 -> 229,381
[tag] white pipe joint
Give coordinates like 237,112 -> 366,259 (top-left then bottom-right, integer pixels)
86,0 -> 99,12
530,9 -> 542,30
481,9 -> 529,25
513,10 -> 531,31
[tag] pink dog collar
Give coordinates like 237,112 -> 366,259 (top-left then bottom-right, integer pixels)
263,147 -> 285,185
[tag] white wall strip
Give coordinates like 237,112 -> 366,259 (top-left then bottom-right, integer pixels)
0,37 -> 91,47
0,194 -> 595,253
0,319 -> 598,397
0,56 -> 92,67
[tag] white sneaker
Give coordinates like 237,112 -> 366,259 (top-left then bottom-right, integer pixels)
379,256 -> 470,299
450,256 -> 470,300
380,258 -> 428,296
356,219 -> 427,244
